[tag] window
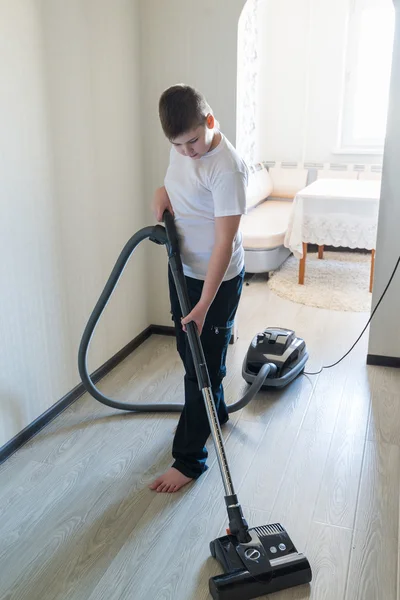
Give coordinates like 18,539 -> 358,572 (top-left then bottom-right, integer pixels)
339,0 -> 395,153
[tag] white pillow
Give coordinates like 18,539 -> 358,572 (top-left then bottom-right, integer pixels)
318,169 -> 358,180
358,171 -> 382,181
268,167 -> 308,198
246,167 -> 273,210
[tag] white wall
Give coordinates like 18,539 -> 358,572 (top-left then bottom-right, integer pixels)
0,0 -> 146,448
368,4 -> 400,360
255,0 -> 384,165
140,0 -> 248,326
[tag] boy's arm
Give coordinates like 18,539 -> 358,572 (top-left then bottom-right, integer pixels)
181,215 -> 241,334
152,186 -> 174,222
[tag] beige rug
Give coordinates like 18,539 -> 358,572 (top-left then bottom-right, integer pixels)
267,251 -> 372,312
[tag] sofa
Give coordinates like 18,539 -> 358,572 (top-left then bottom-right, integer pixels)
240,162 -> 382,274
240,164 -> 308,273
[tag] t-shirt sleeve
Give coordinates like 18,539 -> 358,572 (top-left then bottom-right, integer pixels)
211,170 -> 248,218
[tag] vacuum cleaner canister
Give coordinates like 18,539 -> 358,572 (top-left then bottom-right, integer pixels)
209,523 -> 312,599
242,327 -> 308,388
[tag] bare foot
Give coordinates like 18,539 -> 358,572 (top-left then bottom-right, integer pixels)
149,467 -> 193,493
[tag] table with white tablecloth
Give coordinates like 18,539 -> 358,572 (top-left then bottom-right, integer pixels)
284,179 -> 381,291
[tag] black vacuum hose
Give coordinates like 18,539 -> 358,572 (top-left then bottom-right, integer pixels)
77,225 -> 182,412
78,218 -> 275,413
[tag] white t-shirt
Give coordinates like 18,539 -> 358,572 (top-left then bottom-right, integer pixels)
164,133 -> 248,281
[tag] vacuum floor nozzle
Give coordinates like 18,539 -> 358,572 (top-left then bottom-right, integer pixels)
209,523 -> 312,600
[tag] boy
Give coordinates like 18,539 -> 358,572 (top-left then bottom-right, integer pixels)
150,84 -> 248,493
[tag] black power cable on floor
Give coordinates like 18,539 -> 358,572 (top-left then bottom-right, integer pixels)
304,254 -> 400,376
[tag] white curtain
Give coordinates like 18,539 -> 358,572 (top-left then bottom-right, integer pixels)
237,0 -> 260,166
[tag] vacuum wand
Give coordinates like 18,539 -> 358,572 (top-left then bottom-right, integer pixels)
163,211 -> 251,543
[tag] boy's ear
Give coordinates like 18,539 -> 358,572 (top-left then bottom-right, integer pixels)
206,113 -> 215,129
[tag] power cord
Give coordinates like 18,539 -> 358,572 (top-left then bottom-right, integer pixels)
304,254 -> 400,375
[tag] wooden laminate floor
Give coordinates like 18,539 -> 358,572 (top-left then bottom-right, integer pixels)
1,275 -> 400,600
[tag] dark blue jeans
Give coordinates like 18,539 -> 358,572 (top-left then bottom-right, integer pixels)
168,266 -> 245,479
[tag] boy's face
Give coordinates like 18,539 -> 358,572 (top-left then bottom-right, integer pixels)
170,115 -> 215,159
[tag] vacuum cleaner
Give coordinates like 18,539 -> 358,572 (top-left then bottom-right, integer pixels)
242,327 -> 308,388
78,212 -> 312,599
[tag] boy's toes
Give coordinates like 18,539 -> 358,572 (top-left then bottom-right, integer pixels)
149,476 -> 163,490
149,467 -> 193,493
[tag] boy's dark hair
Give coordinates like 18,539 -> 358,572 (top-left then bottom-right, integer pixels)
159,84 -> 212,140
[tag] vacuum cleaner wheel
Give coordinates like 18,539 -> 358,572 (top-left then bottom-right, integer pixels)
210,541 -> 216,559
